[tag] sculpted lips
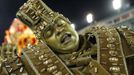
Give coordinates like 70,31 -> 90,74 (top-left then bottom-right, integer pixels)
61,33 -> 72,44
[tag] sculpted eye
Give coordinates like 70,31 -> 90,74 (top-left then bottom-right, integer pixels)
56,19 -> 66,27
44,27 -> 53,38
46,30 -> 51,37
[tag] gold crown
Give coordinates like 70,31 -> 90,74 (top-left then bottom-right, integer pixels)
16,0 -> 71,40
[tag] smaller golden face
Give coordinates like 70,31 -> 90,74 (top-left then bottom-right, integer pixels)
43,18 -> 79,53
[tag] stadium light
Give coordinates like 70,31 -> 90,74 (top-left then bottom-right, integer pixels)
86,13 -> 93,23
112,0 -> 122,10
71,23 -> 75,29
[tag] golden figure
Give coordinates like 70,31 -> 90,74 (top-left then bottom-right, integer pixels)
0,0 -> 134,75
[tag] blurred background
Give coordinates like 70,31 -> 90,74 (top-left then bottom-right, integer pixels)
0,0 -> 134,44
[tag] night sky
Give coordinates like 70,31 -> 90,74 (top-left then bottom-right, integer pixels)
0,0 -> 134,44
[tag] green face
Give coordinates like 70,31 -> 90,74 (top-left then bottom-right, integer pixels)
43,18 -> 79,53
16,10 -> 79,53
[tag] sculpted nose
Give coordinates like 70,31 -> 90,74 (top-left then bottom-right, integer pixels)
56,27 -> 64,32
56,27 -> 64,36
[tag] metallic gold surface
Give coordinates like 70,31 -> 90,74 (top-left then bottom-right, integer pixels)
16,0 -> 79,53
0,0 -> 134,75
0,44 -> 28,75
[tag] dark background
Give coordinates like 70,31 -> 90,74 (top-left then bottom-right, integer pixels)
0,0 -> 134,44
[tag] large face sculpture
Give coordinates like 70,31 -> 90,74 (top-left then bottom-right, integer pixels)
43,18 -> 79,53
16,12 -> 79,53
16,0 -> 79,53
